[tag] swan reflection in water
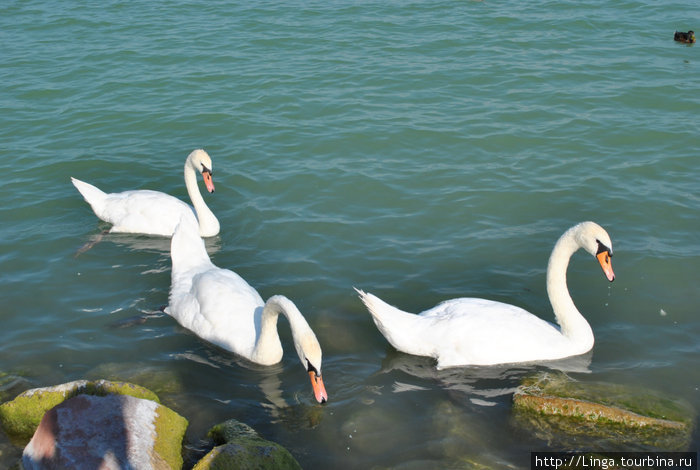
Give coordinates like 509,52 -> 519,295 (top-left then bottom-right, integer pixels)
76,230 -> 222,258
172,347 -> 325,428
373,347 -> 593,407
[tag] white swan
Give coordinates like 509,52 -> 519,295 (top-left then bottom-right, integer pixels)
166,220 -> 328,403
357,221 -> 615,368
71,149 -> 220,237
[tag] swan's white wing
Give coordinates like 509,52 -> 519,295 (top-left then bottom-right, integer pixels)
102,190 -> 196,236
417,298 -> 572,368
188,267 -> 264,355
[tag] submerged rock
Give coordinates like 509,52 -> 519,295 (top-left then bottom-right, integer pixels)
22,393 -> 187,470
0,372 -> 31,405
193,419 -> 302,470
512,372 -> 694,450
87,362 -> 184,397
0,379 -> 159,444
429,400 -> 503,468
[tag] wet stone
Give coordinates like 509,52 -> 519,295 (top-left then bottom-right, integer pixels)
511,371 -> 694,450
0,379 -> 159,444
22,393 -> 187,470
193,419 -> 302,470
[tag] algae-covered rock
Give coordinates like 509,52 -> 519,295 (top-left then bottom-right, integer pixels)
512,372 -> 694,450
208,419 -> 261,444
153,403 -> 189,469
193,419 -> 302,470
22,393 -> 187,470
0,379 -> 159,444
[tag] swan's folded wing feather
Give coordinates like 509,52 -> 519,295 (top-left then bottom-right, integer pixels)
104,190 -> 195,235
419,298 -> 571,367
187,268 -> 264,352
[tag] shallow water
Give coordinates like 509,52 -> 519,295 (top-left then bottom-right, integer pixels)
1,0 -> 699,468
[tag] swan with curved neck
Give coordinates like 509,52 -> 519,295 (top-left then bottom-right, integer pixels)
71,149 -> 220,237
357,222 -> 615,368
166,220 -> 327,403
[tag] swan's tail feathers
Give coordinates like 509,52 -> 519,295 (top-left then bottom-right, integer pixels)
355,288 -> 425,356
355,288 -> 383,317
71,177 -> 107,207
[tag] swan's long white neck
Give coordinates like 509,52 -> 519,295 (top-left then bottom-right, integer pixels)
184,159 -> 219,237
252,295 -> 316,367
546,225 -> 594,351
169,220 -> 213,300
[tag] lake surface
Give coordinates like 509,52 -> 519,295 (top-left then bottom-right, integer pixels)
1,0 -> 698,468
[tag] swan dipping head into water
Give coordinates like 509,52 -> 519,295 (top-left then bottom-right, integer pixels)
167,220 -> 327,403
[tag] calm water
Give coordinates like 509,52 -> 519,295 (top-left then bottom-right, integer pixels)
1,0 -> 699,467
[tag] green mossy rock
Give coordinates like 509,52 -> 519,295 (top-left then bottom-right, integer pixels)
0,379 -> 159,444
208,419 -> 261,444
153,402 -> 189,470
193,419 -> 302,470
21,393 -> 187,470
512,372 -> 694,450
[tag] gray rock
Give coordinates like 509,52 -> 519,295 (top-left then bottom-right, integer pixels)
0,379 -> 159,444
22,393 -> 187,470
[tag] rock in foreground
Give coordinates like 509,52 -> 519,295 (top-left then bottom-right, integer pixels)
22,393 -> 187,470
0,379 -> 159,444
193,419 -> 301,470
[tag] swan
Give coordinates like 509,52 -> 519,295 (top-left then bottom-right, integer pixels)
356,221 -> 615,368
71,149 -> 220,237
166,219 -> 328,403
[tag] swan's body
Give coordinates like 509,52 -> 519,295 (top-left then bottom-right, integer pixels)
166,220 -> 327,403
357,222 -> 615,369
71,149 -> 220,237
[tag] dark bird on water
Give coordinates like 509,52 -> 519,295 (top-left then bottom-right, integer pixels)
674,30 -> 696,43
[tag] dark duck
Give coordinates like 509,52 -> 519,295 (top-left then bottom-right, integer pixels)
674,30 -> 696,43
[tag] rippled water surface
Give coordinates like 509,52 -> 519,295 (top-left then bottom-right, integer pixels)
1,1 -> 699,468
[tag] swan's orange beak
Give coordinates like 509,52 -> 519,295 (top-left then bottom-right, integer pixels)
596,250 -> 615,282
309,371 -> 328,404
202,170 -> 215,193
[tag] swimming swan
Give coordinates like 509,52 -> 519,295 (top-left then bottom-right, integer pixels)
357,221 -> 615,368
71,149 -> 220,237
166,220 -> 328,403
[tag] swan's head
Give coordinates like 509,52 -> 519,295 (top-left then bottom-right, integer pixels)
574,221 -> 615,282
265,295 -> 328,404
187,149 -> 215,193
297,331 -> 328,404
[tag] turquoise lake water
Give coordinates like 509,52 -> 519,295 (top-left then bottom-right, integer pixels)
1,0 -> 699,467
